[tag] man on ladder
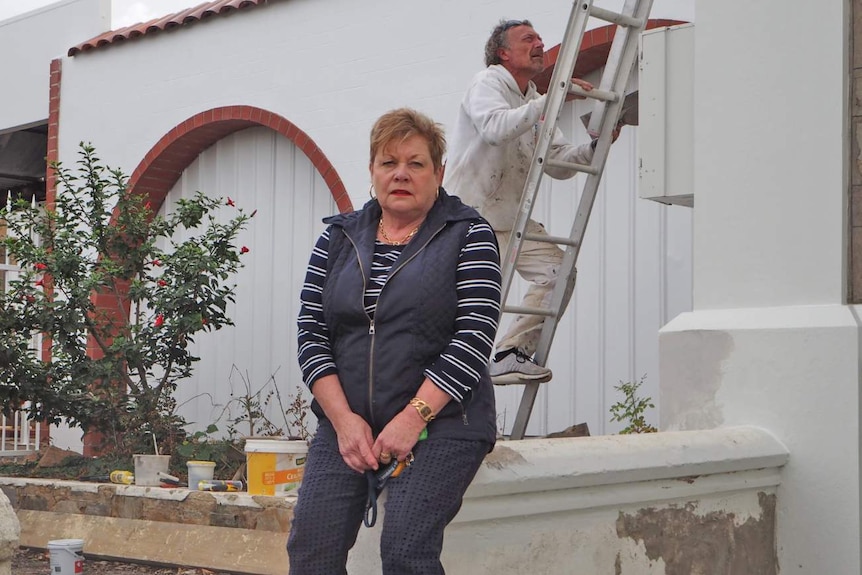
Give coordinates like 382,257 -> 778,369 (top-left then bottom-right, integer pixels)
444,18 -> 620,382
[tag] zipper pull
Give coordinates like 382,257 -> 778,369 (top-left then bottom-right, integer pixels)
369,320 -> 375,335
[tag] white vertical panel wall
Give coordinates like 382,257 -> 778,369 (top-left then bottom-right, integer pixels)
160,127 -> 335,435
495,93 -> 693,438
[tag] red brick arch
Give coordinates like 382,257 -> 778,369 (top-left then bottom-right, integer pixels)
129,105 -> 353,214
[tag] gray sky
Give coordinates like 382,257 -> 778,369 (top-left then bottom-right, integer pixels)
0,0 -> 199,28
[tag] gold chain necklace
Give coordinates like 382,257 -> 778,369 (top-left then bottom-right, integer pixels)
378,217 -> 420,246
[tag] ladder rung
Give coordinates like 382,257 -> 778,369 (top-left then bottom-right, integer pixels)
502,304 -> 556,318
492,372 -> 552,386
545,158 -> 600,176
588,6 -> 644,28
523,232 -> 579,247
567,84 -> 619,103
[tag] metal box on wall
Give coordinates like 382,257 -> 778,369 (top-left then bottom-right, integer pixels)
638,23 -> 694,207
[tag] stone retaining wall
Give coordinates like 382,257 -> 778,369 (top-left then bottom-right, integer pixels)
0,478 -> 293,533
0,478 -> 292,575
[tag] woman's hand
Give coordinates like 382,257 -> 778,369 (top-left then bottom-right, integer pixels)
332,412 -> 378,473
309,375 -> 378,472
373,407 -> 427,463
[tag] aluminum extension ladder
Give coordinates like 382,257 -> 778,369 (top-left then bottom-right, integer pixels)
495,0 -> 654,439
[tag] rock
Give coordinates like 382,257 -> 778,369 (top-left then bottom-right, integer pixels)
545,422 -> 591,438
0,489 -> 20,575
35,445 -> 82,469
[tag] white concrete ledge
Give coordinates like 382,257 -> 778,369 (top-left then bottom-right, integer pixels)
350,426 -> 789,573
470,425 -> 788,498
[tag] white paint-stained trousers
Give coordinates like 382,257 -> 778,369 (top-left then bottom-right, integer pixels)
494,220 -> 568,357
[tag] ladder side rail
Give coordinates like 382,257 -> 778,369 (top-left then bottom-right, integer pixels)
586,0 -> 652,136
537,0 -> 654,366
508,0 -> 654,440
531,0 -> 651,361
498,0 -> 594,307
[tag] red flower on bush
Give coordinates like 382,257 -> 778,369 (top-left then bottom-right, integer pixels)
154,314 -> 165,328
34,263 -> 47,271
240,246 -> 249,254
35,279 -> 44,287
151,259 -> 161,267
226,197 -> 235,207
157,279 -> 167,287
201,317 -> 208,325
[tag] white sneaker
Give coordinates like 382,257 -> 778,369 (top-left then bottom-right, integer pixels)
489,349 -> 552,382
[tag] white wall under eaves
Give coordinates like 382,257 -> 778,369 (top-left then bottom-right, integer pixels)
56,0 -> 693,203
0,0 -> 108,133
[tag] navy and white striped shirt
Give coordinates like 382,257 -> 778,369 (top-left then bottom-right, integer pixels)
297,221 -> 501,403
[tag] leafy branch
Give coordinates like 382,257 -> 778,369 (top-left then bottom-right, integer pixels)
609,375 -> 658,434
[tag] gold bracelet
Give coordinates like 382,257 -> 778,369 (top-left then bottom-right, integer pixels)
410,397 -> 435,423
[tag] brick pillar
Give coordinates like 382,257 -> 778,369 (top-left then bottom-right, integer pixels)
82,280 -> 132,457
40,59 -> 63,450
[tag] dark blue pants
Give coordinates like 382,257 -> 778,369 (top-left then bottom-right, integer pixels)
287,421 -> 489,575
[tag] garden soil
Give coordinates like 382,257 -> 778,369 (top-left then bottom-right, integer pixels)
13,546 -> 231,574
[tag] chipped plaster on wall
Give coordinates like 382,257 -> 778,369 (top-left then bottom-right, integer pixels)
662,487 -> 769,526
617,492 -> 777,575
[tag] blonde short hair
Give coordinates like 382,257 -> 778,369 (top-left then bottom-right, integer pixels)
369,108 -> 446,171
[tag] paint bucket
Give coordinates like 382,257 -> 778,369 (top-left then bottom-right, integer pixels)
48,539 -> 84,574
244,437 -> 307,496
187,460 -> 216,490
133,454 -> 171,486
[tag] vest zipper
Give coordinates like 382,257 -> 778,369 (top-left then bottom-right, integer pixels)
344,220 -> 449,430
342,232 -> 379,427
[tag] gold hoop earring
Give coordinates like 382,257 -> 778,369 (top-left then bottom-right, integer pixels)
369,185 -> 376,199
436,187 -> 440,200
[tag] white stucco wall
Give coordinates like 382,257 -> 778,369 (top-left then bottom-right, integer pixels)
692,1 -> 847,310
659,1 -> 856,573
0,0 -> 108,132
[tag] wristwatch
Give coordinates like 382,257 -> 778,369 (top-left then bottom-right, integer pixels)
410,397 -> 435,423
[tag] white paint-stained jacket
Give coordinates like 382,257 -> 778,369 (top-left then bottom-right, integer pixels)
444,64 -> 594,231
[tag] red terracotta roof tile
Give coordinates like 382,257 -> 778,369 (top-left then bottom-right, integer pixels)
68,0 -> 271,56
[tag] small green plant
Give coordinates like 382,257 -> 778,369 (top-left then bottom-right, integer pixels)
176,423 -> 222,461
283,385 -> 312,441
609,375 -> 658,434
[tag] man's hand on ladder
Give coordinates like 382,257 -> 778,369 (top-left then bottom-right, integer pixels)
566,78 -> 594,101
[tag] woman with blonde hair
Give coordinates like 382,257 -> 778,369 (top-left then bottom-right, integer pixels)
289,108 -> 501,574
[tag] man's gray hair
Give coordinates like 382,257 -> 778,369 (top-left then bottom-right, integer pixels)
484,19 -> 533,67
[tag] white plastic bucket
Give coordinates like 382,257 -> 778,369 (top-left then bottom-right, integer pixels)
48,539 -> 84,574
187,460 -> 216,490
133,454 -> 171,486
245,437 -> 308,496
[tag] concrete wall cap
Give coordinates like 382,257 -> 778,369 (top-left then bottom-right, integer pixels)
470,426 -> 788,497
